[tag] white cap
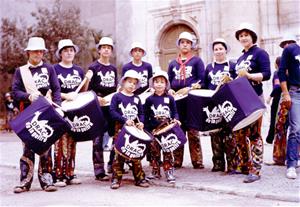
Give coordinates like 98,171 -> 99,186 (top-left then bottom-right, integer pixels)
96,37 -> 114,49
212,38 -> 230,52
279,33 -> 296,48
235,22 -> 257,43
24,37 -> 48,51
149,70 -> 170,91
176,32 -> 196,48
120,70 -> 141,89
5,92 -> 11,97
129,42 -> 146,56
55,39 -> 79,59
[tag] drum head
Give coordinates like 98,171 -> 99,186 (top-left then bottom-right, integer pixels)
174,93 -> 188,101
139,91 -> 153,105
125,126 -> 152,141
189,89 -> 215,97
233,108 -> 266,131
62,91 -> 95,111
103,92 -> 116,106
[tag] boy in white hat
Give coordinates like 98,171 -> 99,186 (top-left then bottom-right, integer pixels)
121,41 -> 153,95
85,36 -> 117,181
109,70 -> 149,189
12,37 -> 61,193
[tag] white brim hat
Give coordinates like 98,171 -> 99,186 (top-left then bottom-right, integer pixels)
176,31 -> 196,49
120,70 -> 141,89
55,39 -> 79,59
129,42 -> 146,57
149,70 -> 170,91
96,37 -> 114,49
279,33 -> 296,48
211,38 -> 230,52
235,22 -> 257,44
24,37 -> 48,52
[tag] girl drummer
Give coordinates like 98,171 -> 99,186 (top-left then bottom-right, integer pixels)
234,22 -> 271,183
53,39 -> 86,187
204,38 -> 238,174
109,70 -> 149,189
144,70 -> 181,183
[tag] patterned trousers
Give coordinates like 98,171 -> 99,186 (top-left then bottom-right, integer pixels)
149,139 -> 174,172
18,142 -> 54,189
234,117 -> 264,175
210,128 -> 238,172
173,128 -> 203,168
54,133 -> 77,181
111,123 -> 146,183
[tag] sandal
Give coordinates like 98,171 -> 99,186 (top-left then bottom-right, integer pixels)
13,186 -> 29,194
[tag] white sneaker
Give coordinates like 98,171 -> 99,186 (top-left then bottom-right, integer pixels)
286,167 -> 297,179
69,178 -> 81,185
54,181 -> 67,187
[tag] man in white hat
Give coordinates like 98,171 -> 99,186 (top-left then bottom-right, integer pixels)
12,37 -> 61,193
85,36 -> 117,181
167,31 -> 206,169
121,41 -> 153,95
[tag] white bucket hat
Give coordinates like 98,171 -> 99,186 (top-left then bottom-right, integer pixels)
176,32 -> 196,48
120,70 -> 141,89
279,33 -> 296,48
129,42 -> 146,56
55,39 -> 79,59
235,22 -> 258,44
24,37 -> 48,51
212,38 -> 230,52
149,70 -> 170,91
96,37 -> 114,49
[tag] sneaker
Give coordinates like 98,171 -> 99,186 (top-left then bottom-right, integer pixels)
147,169 -> 161,180
54,180 -> 67,187
286,167 -> 297,179
243,174 -> 260,183
95,173 -> 110,181
69,177 -> 81,185
13,185 -> 29,194
110,179 -> 120,189
43,185 -> 57,192
165,169 -> 176,183
136,179 -> 150,188
193,164 -> 204,169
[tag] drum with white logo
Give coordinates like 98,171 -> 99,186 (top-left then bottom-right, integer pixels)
62,91 -> 105,141
10,96 -> 71,155
187,89 -> 223,133
115,126 -> 153,160
152,121 -> 187,153
212,77 -> 266,131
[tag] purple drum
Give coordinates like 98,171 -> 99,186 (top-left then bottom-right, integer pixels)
61,91 -> 105,141
153,122 -> 187,153
115,126 -> 153,160
212,77 -> 266,131
10,96 -> 71,155
187,89 -> 223,133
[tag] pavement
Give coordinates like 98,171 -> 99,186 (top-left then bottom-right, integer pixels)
0,131 -> 299,203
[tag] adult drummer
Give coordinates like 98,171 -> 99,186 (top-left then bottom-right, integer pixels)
12,37 -> 61,193
204,38 -> 238,174
53,39 -> 85,187
234,22 -> 271,183
167,31 -> 206,169
85,36 -> 117,181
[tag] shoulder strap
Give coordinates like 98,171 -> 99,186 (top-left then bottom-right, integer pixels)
19,64 -> 39,94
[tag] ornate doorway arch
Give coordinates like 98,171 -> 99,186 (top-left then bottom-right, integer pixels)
158,24 -> 197,71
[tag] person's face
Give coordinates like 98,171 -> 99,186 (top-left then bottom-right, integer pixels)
179,39 -> 192,54
123,77 -> 138,93
60,46 -> 75,63
99,45 -> 113,58
131,48 -> 144,61
28,50 -> 44,65
238,31 -> 253,49
213,43 -> 227,61
153,77 -> 167,94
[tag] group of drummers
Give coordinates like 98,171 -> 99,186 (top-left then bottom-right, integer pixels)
10,21 -> 300,193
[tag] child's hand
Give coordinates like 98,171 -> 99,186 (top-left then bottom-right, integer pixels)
168,89 -> 175,96
174,119 -> 181,126
126,119 -> 134,126
136,122 -> 144,130
98,97 -> 108,106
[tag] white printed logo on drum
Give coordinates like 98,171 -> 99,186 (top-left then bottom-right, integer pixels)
160,133 -> 181,153
33,72 -> 49,89
66,116 -> 93,133
218,101 -> 237,122
25,111 -> 54,142
173,66 -> 192,80
203,106 -> 222,124
138,71 -> 148,88
119,103 -> 138,120
151,104 -> 170,118
98,71 -> 115,87
121,133 -> 146,159
58,74 -> 82,89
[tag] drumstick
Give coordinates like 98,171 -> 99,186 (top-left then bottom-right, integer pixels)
75,76 -> 88,93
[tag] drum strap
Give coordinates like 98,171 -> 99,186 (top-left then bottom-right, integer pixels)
19,64 -> 40,94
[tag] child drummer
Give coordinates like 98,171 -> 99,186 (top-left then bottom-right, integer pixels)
144,70 -> 181,184
109,70 -> 149,189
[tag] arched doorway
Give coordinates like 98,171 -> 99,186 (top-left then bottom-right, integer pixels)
158,24 -> 198,71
